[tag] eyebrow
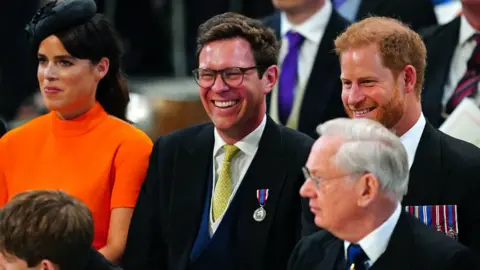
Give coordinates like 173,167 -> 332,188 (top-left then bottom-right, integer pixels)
340,76 -> 379,81
37,53 -> 75,61
307,167 -> 320,177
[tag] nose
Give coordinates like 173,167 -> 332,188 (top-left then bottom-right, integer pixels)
347,84 -> 366,105
210,73 -> 229,93
299,178 -> 316,199
42,62 -> 59,81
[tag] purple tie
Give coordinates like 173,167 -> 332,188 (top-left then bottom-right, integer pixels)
278,31 -> 304,125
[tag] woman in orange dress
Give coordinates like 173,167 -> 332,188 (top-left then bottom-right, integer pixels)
0,0 -> 153,264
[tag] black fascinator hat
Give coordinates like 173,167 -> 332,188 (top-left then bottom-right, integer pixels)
25,0 -> 97,46
24,0 -> 131,122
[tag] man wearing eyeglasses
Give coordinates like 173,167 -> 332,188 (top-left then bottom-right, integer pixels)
123,12 -> 315,270
289,117 -> 477,270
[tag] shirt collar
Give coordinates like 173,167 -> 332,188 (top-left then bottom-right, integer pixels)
399,113 -> 426,169
280,0 -> 332,44
459,15 -> 479,46
344,203 -> 402,265
213,115 -> 267,157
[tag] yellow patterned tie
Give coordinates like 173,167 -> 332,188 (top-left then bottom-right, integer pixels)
212,144 -> 240,221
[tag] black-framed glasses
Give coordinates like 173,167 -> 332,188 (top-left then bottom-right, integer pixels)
192,66 -> 263,88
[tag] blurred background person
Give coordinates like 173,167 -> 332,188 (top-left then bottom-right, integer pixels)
422,0 -> 480,127
0,0 -> 152,263
0,190 -> 121,270
263,0 -> 349,139
331,0 -> 438,31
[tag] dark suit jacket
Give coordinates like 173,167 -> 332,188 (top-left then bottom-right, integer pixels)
122,117 -> 315,270
288,211 -> 478,270
404,122 -> 480,254
421,17 -> 460,128
301,122 -> 480,254
355,0 -> 437,32
262,11 -> 349,139
85,249 -> 123,270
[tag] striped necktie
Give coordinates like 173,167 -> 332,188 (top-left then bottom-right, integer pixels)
212,144 -> 240,221
446,33 -> 480,114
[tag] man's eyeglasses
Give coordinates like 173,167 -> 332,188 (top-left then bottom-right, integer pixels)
302,166 -> 364,189
192,66 -> 263,88
302,166 -> 323,188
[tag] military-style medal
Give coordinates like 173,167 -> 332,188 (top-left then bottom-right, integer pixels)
435,205 -> 443,232
445,205 -> 458,240
253,189 -> 269,222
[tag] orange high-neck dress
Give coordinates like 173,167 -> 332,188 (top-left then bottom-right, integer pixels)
0,102 -> 153,249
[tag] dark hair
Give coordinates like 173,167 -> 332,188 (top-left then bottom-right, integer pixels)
0,190 -> 94,269
196,12 -> 279,78
53,14 -> 129,120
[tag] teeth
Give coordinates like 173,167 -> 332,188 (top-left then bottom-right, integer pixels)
214,100 -> 238,108
354,108 -> 374,115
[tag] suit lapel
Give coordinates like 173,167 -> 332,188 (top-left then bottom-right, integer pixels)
422,17 -> 460,127
170,125 -> 214,270
233,117 -> 288,267
326,238 -> 345,270
371,212 -> 412,270
404,123 -> 444,205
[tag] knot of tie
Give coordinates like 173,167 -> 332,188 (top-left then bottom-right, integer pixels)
346,244 -> 369,270
223,144 -> 240,163
286,31 -> 304,49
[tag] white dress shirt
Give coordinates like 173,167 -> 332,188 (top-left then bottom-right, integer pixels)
269,1 -> 332,129
344,203 -> 402,267
209,115 -> 267,235
442,16 -> 480,110
399,114 -> 426,169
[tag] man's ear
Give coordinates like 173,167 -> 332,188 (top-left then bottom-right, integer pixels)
262,65 -> 278,95
402,65 -> 417,95
94,57 -> 110,81
38,259 -> 58,270
356,173 -> 380,207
